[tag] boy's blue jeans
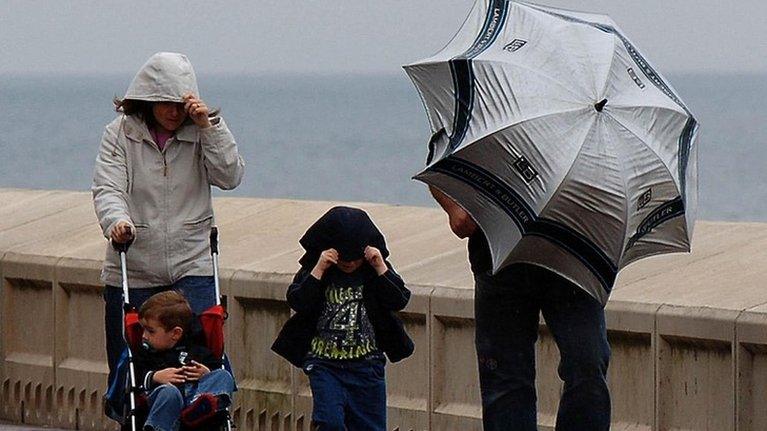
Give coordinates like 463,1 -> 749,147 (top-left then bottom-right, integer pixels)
304,358 -> 387,431
104,276 -> 216,386
474,265 -> 611,431
145,368 -> 234,431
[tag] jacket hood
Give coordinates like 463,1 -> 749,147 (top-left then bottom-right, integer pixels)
298,206 -> 389,267
124,52 -> 199,103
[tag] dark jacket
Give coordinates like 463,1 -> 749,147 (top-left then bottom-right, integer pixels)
271,263 -> 414,368
134,318 -> 222,391
272,206 -> 415,368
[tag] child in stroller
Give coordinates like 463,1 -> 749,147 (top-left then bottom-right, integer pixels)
135,290 -> 234,431
105,228 -> 234,431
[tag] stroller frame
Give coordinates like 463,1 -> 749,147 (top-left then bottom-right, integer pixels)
113,226 -> 233,431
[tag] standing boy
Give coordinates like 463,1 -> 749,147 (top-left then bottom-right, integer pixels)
272,206 -> 414,431
136,291 -> 235,431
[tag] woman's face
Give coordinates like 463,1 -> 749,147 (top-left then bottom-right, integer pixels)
152,102 -> 187,132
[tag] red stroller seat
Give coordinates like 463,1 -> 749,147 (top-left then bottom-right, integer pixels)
123,303 -> 229,429
124,304 -> 226,359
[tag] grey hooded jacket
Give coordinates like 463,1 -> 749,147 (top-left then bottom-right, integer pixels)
92,52 -> 245,287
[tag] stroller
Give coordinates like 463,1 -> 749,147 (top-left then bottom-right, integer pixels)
105,227 -> 234,431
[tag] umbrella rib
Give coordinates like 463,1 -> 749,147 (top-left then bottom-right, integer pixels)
517,1 -> 611,23
603,111 -> 684,199
608,104 -> 696,200
608,103 -> 689,119
597,33 -> 621,100
606,112 -> 692,256
454,107 -> 590,154
606,119 -> 633,265
521,1 -> 693,116
403,70 -> 441,136
536,114 -> 599,220
474,58 -> 587,102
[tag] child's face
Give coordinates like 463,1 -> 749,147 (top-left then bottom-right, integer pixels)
140,317 -> 182,351
337,258 -> 364,273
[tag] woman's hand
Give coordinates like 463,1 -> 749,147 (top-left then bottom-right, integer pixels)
153,367 -> 186,385
110,220 -> 134,244
311,248 -> 338,279
182,360 -> 210,382
364,246 -> 388,276
183,93 -> 212,129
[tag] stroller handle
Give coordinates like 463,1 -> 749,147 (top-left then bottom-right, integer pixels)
210,226 -> 222,305
111,226 -> 134,253
210,226 -> 219,255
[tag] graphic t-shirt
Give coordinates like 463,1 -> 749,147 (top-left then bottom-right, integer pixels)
308,271 -> 380,361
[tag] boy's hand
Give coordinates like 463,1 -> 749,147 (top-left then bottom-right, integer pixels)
183,93 -> 212,129
182,360 -> 210,382
364,246 -> 388,276
311,248 -> 338,279
153,367 -> 186,385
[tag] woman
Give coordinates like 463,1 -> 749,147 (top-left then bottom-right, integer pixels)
92,52 -> 245,384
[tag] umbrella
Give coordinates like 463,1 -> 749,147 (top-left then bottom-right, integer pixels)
404,0 -> 699,305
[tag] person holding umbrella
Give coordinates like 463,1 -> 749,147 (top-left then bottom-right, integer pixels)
92,52 -> 245,388
408,1 -> 698,430
430,186 -> 611,430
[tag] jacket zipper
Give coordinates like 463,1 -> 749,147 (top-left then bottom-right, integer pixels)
163,140 -> 172,282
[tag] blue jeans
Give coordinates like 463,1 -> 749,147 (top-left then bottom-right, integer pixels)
304,358 -> 387,431
104,276 -> 216,386
474,264 -> 611,431
145,368 -> 234,431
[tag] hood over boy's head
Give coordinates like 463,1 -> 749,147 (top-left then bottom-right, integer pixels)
298,206 -> 389,268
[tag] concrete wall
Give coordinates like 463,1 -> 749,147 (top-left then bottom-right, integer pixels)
1,188 -> 766,430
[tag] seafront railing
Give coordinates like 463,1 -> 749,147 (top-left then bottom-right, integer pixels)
1,188 -> 766,430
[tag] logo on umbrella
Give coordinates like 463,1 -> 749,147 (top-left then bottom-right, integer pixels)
513,156 -> 538,183
638,188 -> 652,210
504,39 -> 528,52
627,67 -> 645,89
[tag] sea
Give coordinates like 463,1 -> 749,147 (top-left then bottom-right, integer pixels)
0,72 -> 765,222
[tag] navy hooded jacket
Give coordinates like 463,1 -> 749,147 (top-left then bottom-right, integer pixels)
271,207 -> 414,367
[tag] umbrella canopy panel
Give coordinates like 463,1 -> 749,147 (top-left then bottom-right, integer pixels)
405,0 -> 699,304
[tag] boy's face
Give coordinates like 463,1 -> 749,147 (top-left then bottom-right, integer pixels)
337,257 -> 364,273
140,317 -> 183,351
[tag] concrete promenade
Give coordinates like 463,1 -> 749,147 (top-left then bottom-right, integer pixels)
0,424 -> 67,431
2,188 -> 767,430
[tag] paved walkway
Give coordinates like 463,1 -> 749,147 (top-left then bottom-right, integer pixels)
0,424 -> 69,431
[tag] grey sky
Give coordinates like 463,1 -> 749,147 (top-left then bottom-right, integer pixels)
1,0 -> 765,76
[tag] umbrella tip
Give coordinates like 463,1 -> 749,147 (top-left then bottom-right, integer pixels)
594,99 -> 608,112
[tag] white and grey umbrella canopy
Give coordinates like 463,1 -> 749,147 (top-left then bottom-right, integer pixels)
404,0 -> 699,305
